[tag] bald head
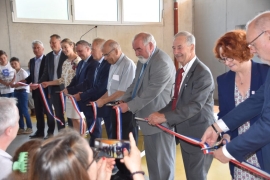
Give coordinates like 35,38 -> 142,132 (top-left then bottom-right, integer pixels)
246,11 -> 270,63
246,11 -> 270,31
102,39 -> 122,64
132,32 -> 156,47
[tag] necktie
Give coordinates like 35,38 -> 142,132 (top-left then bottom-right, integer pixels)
79,61 -> 86,74
94,63 -> 101,84
131,63 -> 147,99
172,68 -> 184,110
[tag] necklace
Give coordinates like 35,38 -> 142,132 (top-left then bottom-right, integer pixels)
239,76 -> 244,85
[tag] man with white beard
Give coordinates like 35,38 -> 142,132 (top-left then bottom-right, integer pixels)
116,32 -> 176,180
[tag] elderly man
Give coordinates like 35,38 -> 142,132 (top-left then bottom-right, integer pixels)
39,34 -> 67,138
116,32 -> 176,180
201,10 -> 270,174
0,97 -> 19,179
148,31 -> 215,180
96,39 -> 136,139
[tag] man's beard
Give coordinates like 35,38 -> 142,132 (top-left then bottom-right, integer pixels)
138,56 -> 148,64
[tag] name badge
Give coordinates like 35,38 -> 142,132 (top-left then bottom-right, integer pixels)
112,74 -> 119,81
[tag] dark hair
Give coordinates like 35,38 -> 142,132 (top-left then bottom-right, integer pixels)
213,29 -> 253,63
10,57 -> 19,63
50,34 -> 61,40
0,50 -> 7,57
6,139 -> 43,180
76,40 -> 91,48
29,129 -> 91,180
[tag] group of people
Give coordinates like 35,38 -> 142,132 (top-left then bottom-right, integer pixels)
0,97 -> 144,180
1,10 -> 270,180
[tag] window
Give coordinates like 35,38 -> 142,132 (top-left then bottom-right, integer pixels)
74,0 -> 118,22
122,0 -> 161,23
11,0 -> 163,25
13,0 -> 70,23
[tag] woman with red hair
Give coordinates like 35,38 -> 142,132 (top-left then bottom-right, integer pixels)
214,29 -> 269,179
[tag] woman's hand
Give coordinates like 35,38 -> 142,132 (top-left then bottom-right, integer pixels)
120,133 -> 142,173
96,157 -> 115,180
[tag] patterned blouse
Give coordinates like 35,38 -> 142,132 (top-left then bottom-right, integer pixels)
58,56 -> 81,87
233,85 -> 264,180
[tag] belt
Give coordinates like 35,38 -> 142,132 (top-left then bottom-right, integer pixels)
14,89 -> 26,92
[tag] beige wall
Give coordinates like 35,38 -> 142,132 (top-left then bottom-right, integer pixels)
0,0 -> 190,69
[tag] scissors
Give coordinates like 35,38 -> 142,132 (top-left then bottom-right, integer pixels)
201,137 -> 228,151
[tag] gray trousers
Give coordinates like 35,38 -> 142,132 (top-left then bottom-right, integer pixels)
180,142 -> 213,180
144,131 -> 176,180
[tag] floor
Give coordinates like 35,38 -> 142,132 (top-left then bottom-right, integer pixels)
7,106 -> 231,180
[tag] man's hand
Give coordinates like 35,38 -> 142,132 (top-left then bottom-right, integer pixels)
148,112 -> 166,125
73,92 -> 82,101
201,125 -> 219,147
30,84 -> 39,90
115,103 -> 129,113
213,147 -> 230,163
41,82 -> 50,88
96,99 -> 106,108
62,88 -> 68,95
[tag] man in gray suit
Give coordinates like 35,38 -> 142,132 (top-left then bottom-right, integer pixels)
148,31 -> 215,180
116,32 -> 176,180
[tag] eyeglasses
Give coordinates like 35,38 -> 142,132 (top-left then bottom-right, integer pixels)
103,49 -> 115,57
86,147 -> 100,170
247,31 -> 266,48
218,57 -> 234,63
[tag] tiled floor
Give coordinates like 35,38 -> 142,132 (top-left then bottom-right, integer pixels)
7,106 -> 231,180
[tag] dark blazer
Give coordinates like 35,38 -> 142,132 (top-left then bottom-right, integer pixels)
221,65 -> 270,173
25,55 -> 48,96
67,55 -> 98,95
160,58 -> 216,152
217,61 -> 269,177
38,51 -> 67,94
76,59 -> 111,103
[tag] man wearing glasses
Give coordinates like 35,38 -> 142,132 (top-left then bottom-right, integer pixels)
201,11 -> 270,174
95,39 -> 136,138
95,39 -> 136,180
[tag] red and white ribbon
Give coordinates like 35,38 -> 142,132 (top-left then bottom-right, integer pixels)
88,102 -> 97,133
37,84 -> 63,125
59,92 -> 65,114
114,106 -> 122,140
135,117 -> 270,179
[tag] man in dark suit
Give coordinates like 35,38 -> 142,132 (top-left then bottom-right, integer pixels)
117,32 -> 176,180
63,40 -> 98,142
39,34 -> 67,138
71,38 -> 110,146
24,40 -> 55,138
148,31 -> 215,180
201,11 -> 270,174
